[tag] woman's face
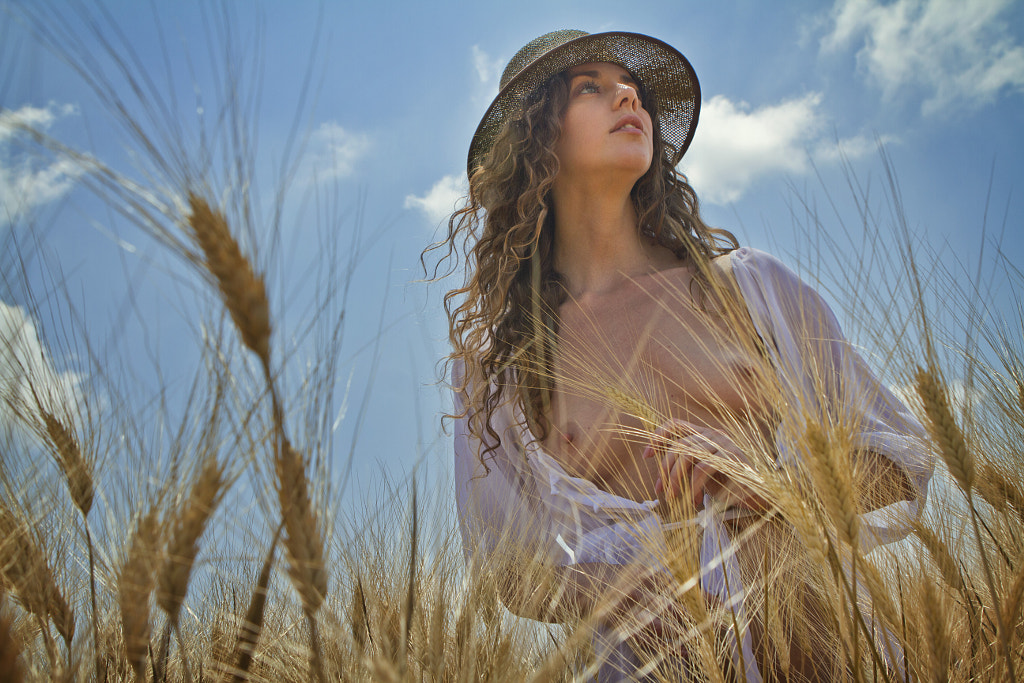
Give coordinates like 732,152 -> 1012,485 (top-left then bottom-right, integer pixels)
552,62 -> 654,189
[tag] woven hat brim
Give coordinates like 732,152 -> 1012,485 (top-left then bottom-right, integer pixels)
467,31 -> 700,177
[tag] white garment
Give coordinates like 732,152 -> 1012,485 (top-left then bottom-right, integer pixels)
452,247 -> 934,681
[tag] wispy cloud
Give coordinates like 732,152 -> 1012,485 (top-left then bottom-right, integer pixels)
0,103 -> 84,224
822,0 -> 1024,114
405,172 -> 467,226
681,94 -> 825,204
472,45 -> 504,86
302,122 -> 371,183
0,301 -> 82,438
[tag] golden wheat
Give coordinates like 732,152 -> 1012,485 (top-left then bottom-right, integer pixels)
916,366 -> 975,494
0,592 -> 25,683
37,406 -> 93,518
275,438 -> 327,617
118,506 -> 161,680
224,526 -> 280,682
805,423 -> 861,548
0,506 -> 74,651
158,455 -> 225,625
186,194 -> 272,367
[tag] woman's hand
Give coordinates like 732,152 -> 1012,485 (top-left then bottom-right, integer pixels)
642,418 -> 771,512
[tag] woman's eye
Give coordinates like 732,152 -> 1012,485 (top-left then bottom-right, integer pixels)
578,80 -> 600,94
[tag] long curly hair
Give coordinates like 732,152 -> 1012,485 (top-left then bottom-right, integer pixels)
424,68 -> 738,460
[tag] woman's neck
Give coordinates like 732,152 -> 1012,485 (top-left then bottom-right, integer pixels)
551,184 -> 676,299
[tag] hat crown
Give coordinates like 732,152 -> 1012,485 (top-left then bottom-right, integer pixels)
500,30 -> 590,90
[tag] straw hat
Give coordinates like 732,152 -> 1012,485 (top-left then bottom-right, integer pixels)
467,29 -> 701,177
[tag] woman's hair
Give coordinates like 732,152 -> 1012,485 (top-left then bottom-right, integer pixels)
424,68 -> 739,459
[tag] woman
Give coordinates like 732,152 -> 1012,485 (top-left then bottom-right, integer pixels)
429,30 -> 933,681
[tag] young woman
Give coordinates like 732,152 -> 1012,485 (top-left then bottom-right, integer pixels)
429,30 -> 933,681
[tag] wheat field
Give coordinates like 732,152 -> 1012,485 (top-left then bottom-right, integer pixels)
1,3 -> 1022,682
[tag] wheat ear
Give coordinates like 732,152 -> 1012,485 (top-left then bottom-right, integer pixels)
33,399 -> 101,677
275,438 -> 327,616
0,592 -> 25,683
1002,551 -> 1024,640
186,194 -> 271,366
119,506 -> 161,680
0,505 -> 75,651
914,367 -> 974,493
158,455 -> 225,626
919,578 -> 951,683
226,524 -> 281,683
976,462 -> 1024,525
912,522 -> 966,595
275,437 -> 327,682
805,424 -> 860,547
36,405 -> 93,518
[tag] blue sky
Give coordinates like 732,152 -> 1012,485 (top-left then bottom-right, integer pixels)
2,0 -> 1023,521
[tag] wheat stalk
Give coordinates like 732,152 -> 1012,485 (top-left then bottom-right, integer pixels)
119,505 -> 161,680
186,194 -> 271,367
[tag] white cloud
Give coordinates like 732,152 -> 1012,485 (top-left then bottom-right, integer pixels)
0,103 -> 84,223
304,122 -> 371,182
812,132 -> 899,163
404,173 -> 468,226
0,103 -> 78,143
471,45 -> 504,86
822,0 -> 1024,114
680,94 -> 825,204
0,301 -> 82,436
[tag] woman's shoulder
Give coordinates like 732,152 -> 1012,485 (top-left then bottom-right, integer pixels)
719,246 -> 791,274
718,247 -> 809,294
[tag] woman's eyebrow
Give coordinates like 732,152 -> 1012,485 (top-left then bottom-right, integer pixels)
569,69 -> 638,85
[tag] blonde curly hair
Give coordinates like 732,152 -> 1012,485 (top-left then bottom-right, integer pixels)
424,68 -> 738,460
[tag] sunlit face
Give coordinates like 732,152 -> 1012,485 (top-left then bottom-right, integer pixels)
552,62 -> 654,188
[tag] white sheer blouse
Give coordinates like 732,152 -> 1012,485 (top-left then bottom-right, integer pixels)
452,247 -> 934,681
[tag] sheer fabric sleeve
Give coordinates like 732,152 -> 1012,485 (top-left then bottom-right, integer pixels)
451,359 -> 557,567
729,248 -> 934,549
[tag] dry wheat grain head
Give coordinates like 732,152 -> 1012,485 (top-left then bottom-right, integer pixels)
0,504 -> 75,649
158,455 -> 226,626
187,194 -> 272,368
119,505 -> 162,680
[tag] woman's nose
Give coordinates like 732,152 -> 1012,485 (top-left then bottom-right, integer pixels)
614,83 -> 640,110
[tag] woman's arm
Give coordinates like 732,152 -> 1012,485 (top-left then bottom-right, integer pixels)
729,248 -> 934,545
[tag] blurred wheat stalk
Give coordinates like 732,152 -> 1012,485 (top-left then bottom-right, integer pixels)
0,2 -> 1022,682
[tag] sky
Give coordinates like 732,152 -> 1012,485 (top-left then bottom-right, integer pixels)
2,0 -> 1023,525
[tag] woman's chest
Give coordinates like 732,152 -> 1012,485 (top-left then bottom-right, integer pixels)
542,287 -> 775,499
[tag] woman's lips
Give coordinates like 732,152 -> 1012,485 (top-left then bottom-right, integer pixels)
612,115 -> 644,133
